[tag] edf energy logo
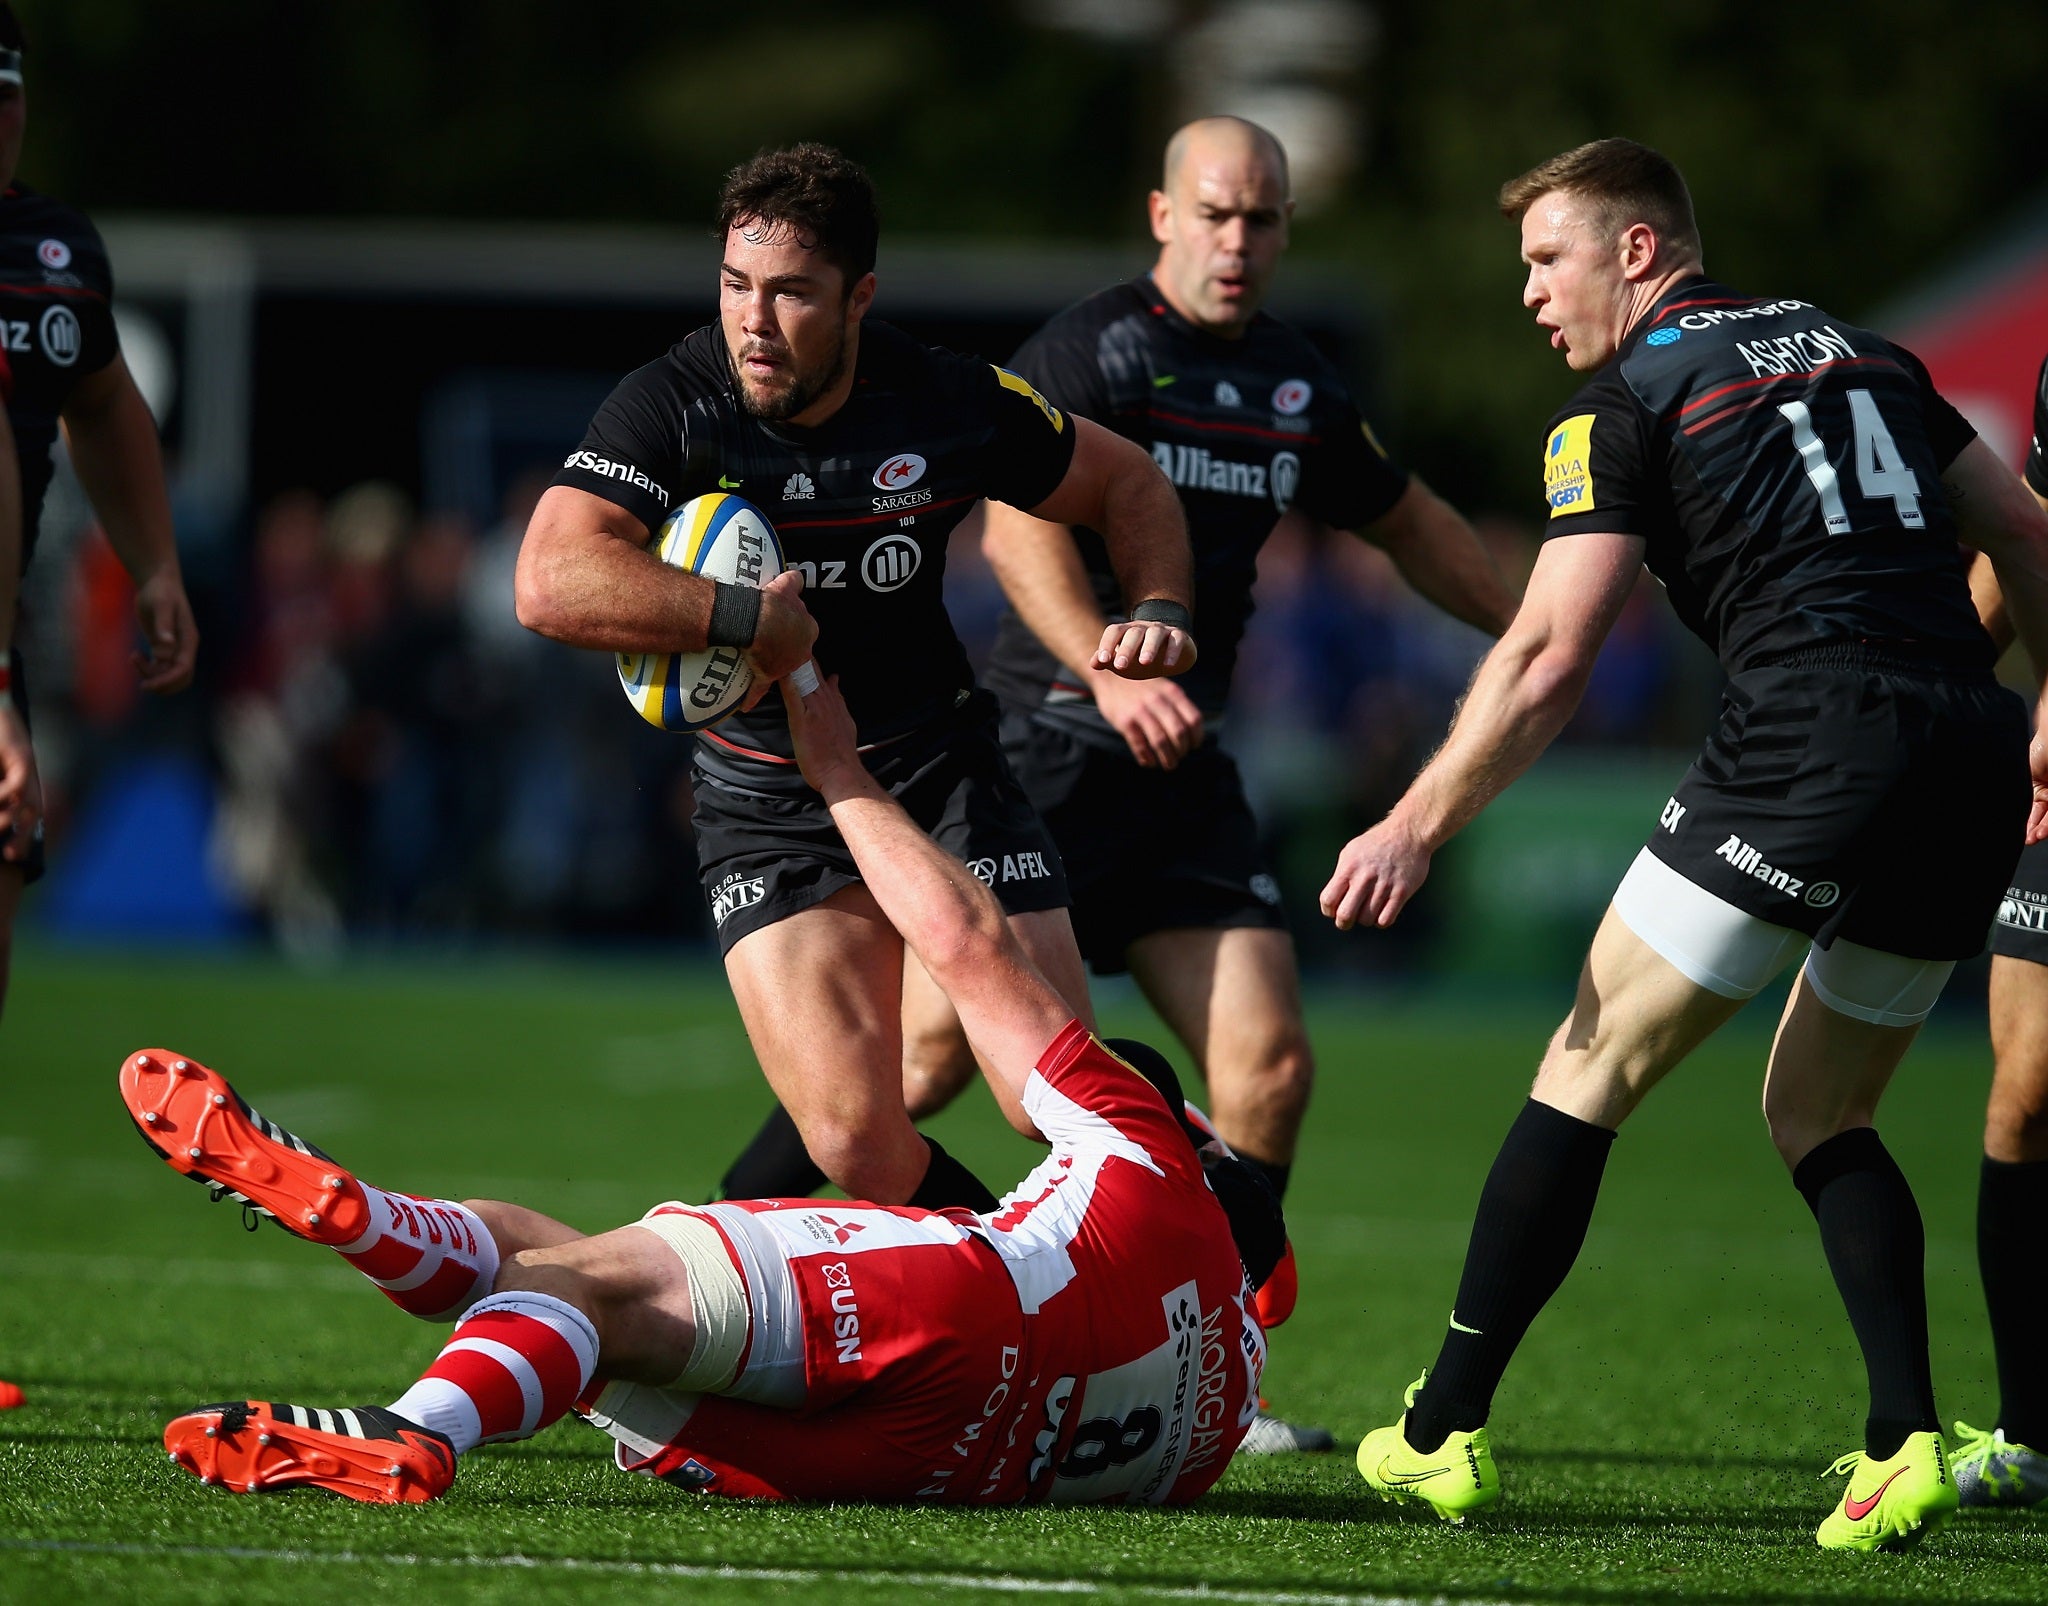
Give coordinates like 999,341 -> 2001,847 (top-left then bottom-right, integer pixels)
1545,414 -> 1595,518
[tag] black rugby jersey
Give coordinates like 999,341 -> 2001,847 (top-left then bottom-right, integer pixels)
1543,277 -> 1989,675
0,184 -> 119,573
552,319 -> 1076,771
980,274 -> 1409,731
2025,351 -> 2047,498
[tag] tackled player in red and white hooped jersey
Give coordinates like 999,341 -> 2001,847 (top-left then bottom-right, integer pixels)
136,661 -> 1277,1512
589,1015 -> 1266,1504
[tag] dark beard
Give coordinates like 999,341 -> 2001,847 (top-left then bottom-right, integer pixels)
729,323 -> 850,423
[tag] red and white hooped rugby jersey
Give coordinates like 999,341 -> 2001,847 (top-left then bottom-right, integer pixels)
591,1020 -> 1264,1505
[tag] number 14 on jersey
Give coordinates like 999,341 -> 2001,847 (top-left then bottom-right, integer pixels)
1779,388 -> 1926,533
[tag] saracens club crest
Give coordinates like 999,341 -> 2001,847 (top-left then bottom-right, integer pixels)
872,452 -> 926,491
1271,378 -> 1312,416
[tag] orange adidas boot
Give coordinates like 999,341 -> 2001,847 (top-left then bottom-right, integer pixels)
119,1050 -> 371,1246
164,1400 -> 455,1503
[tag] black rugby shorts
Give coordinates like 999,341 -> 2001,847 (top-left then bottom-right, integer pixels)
999,708 -> 1285,975
692,690 -> 1070,954
1,647 -> 46,887
1991,838 -> 2048,966
1646,660 -> 2028,961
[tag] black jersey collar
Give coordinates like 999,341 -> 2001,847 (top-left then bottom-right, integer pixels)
1133,272 -> 1269,346
1620,275 -> 1737,356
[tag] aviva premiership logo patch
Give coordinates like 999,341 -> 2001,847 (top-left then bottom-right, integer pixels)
1545,413 -> 1596,517
994,366 -> 1065,432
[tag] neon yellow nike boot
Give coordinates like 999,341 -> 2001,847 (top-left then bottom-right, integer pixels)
1816,1431 -> 1957,1551
1354,1371 -> 1499,1523
1952,1419 -> 2048,1509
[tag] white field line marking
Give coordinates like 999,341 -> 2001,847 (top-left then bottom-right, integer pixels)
0,1539 -> 1514,1605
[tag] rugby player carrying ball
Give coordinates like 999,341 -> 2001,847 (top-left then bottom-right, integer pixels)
518,145 -> 1196,1216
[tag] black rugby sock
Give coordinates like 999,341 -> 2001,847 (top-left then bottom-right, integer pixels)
1793,1128 -> 1939,1461
1978,1155 -> 2048,1449
1241,1155 -> 1292,1203
718,1104 -> 827,1201
907,1137 -> 999,1214
1404,1100 -> 1616,1453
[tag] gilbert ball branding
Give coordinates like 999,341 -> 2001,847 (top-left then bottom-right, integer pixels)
616,492 -> 785,732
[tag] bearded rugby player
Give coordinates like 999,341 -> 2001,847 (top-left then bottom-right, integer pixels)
128,665 -> 1274,1509
517,145 -> 1196,1217
1323,138 -> 2048,1551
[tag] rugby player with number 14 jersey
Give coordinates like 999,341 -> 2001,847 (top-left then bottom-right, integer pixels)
1322,138 -> 2048,1552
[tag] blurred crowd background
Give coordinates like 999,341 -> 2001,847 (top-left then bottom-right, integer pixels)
13,1 -> 2048,982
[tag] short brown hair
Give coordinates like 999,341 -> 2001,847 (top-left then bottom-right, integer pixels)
1499,138 -> 1701,261
715,143 -> 879,290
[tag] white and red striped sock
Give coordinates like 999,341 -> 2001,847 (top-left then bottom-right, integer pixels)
336,1187 -> 500,1321
387,1291 -> 599,1455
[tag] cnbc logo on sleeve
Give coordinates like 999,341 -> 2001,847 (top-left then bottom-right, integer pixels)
1545,414 -> 1596,517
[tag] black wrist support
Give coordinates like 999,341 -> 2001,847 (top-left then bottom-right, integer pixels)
1130,598 -> 1193,634
706,581 -> 762,649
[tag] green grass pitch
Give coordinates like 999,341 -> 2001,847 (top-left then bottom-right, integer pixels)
2,948 -> 2045,1604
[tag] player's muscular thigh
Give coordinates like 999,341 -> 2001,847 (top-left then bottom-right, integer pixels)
1531,909 -> 1745,1128
725,885 -> 931,1200
1129,926 -> 1311,1162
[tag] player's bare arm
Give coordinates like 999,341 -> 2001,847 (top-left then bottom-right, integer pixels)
781,670 -> 1073,1095
1945,439 -> 2048,839
1360,476 -> 1519,636
1320,531 -> 1642,930
1968,549 -> 2017,658
0,403 -> 34,858
59,353 -> 196,694
1020,416 -> 1198,679
516,484 -> 817,681
982,500 -> 1204,769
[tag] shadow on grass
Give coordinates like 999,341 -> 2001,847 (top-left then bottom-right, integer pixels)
1202,1486 -> 1813,1530
1511,1446 -> 1818,1472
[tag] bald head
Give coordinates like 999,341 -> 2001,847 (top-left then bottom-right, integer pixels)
1162,117 -> 1291,200
1149,118 -> 1295,337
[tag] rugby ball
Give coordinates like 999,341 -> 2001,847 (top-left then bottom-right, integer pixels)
617,492 -> 785,731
